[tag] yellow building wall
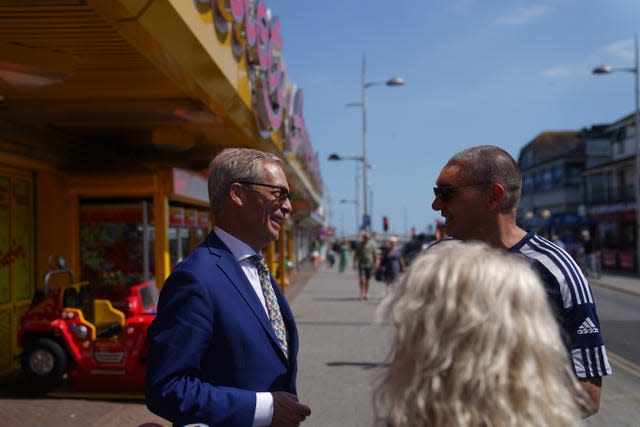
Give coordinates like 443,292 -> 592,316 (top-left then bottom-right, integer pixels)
36,170 -> 76,288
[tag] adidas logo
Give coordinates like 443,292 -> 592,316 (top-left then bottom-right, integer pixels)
577,317 -> 599,335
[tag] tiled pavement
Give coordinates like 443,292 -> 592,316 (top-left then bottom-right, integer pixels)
0,264 -> 638,427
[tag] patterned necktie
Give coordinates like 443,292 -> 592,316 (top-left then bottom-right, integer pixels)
249,254 -> 288,358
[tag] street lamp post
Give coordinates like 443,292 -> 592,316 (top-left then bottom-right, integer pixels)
346,53 -> 404,232
328,153 -> 365,232
339,199 -> 359,231
593,34 -> 640,273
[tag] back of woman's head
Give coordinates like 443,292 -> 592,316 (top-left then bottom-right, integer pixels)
375,240 -> 583,427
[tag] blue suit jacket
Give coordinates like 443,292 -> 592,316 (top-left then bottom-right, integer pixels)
145,232 -> 299,426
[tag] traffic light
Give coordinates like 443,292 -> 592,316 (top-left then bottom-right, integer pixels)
383,216 -> 389,232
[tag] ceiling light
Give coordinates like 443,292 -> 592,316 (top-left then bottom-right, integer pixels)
174,108 -> 218,124
0,62 -> 67,89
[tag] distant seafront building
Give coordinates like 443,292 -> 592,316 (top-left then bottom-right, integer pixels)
582,113 -> 638,272
517,112 -> 638,273
517,130 -> 606,257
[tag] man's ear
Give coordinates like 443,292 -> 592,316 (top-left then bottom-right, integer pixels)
487,183 -> 505,212
229,182 -> 245,206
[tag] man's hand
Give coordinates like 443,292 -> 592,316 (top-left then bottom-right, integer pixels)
271,391 -> 311,427
578,377 -> 602,417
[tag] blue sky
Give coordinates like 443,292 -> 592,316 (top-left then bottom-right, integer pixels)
266,0 -> 640,237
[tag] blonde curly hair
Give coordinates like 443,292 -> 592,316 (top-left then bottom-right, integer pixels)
375,240 -> 587,427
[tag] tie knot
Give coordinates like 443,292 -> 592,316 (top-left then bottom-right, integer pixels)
249,254 -> 268,271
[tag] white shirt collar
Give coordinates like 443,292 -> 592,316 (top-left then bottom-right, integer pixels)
214,226 -> 258,262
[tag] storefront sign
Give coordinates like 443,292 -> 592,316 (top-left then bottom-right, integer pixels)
198,211 -> 211,228
212,0 -> 284,136
199,0 -> 321,191
169,207 -> 185,226
80,204 -> 144,223
588,202 -> 635,215
619,251 -> 635,271
184,209 -> 198,226
601,249 -> 617,268
172,169 -> 208,203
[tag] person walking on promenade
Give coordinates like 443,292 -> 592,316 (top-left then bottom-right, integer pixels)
430,145 -> 611,415
580,229 -> 600,278
353,231 -> 378,300
382,236 -> 404,292
146,148 -> 311,427
375,241 -> 589,427
338,238 -> 350,273
309,239 -> 320,269
422,221 -> 450,251
551,233 -> 565,250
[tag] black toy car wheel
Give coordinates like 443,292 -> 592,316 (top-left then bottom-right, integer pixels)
22,338 -> 68,387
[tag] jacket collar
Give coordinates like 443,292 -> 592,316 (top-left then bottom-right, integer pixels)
205,231 -> 292,362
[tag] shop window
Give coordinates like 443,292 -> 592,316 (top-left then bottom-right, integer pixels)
522,149 -> 534,168
523,174 -> 533,194
621,221 -> 635,250
599,221 -> 617,248
611,170 -> 622,202
565,164 -> 583,186
168,206 -> 208,269
586,174 -> 607,204
533,172 -> 542,190
614,128 -> 626,155
542,168 -> 552,190
79,200 -> 153,296
622,166 -> 634,202
552,165 -> 564,185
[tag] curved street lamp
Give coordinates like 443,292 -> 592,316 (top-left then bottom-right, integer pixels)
346,53 -> 404,231
328,153 -> 363,232
592,34 -> 640,272
328,153 -> 363,162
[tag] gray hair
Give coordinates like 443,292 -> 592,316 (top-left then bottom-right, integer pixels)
449,145 -> 522,213
208,148 -> 283,214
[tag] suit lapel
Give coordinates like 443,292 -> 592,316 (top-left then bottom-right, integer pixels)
206,233 -> 290,362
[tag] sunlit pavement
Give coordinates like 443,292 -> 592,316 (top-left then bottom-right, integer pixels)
1,264 -> 639,426
296,266 -> 640,427
293,266 -> 392,427
584,273 -> 640,426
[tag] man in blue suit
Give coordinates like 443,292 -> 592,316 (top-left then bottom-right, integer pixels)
146,148 -> 311,426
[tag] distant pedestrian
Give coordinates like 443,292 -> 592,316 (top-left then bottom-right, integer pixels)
580,229 -> 600,278
382,236 -> 404,291
325,241 -> 336,268
551,234 -> 565,250
430,145 -> 611,415
375,241 -> 589,427
353,231 -> 378,300
422,221 -> 449,251
310,239 -> 320,269
338,238 -> 350,273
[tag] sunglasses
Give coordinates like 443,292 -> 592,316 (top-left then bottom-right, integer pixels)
433,182 -> 492,202
238,181 -> 294,203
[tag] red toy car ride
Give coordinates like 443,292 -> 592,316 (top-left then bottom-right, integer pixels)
17,261 -> 158,392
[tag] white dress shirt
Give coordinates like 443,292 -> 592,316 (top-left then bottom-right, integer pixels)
214,226 -> 274,427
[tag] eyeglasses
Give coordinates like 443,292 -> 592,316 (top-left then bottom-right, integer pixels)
433,182 -> 492,202
238,181 -> 293,203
